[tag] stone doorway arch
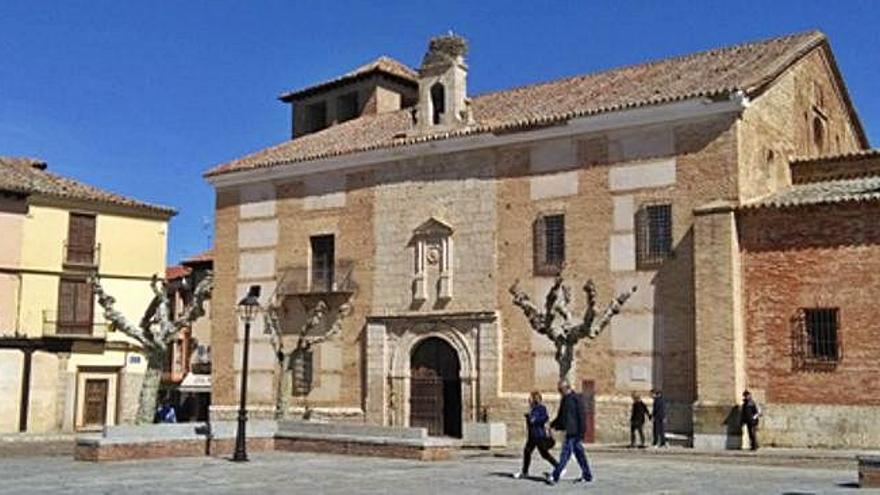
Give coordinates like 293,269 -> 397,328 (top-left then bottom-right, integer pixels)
410,336 -> 462,437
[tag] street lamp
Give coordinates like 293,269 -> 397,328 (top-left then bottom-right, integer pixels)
232,284 -> 261,462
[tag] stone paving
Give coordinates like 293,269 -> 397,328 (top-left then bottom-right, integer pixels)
0,450 -> 874,494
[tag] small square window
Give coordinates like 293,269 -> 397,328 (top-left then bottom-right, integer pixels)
794,307 -> 840,370
636,203 -> 672,268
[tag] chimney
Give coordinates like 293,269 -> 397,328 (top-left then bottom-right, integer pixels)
415,33 -> 471,130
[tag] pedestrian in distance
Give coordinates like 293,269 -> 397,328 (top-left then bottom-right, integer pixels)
513,391 -> 558,479
651,389 -> 667,448
547,379 -> 593,485
741,390 -> 761,451
156,398 -> 177,424
629,393 -> 651,448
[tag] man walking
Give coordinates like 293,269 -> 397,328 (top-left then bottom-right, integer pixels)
651,389 -> 667,447
629,393 -> 651,448
741,390 -> 761,451
548,379 -> 592,485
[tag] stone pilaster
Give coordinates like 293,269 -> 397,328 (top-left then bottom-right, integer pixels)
692,201 -> 745,449
364,322 -> 387,426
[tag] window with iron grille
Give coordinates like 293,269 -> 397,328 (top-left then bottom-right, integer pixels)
804,307 -> 840,362
636,203 -> 672,268
533,213 -> 564,276
310,234 -> 335,292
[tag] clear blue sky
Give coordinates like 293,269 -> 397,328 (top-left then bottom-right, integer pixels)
2,1 -> 878,264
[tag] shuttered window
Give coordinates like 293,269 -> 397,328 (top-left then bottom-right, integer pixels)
534,213 -> 565,276
57,278 -> 93,335
66,213 -> 96,265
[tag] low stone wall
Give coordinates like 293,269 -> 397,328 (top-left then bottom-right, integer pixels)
859,454 -> 880,488
76,420 -> 457,462
274,420 -> 458,461
75,421 -> 277,462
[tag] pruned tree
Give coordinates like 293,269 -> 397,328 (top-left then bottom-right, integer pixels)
90,272 -> 213,424
263,289 -> 352,419
509,276 -> 637,380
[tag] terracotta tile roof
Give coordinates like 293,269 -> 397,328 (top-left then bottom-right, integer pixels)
743,176 -> 880,209
0,157 -> 176,216
182,248 -> 214,265
206,31 -> 843,178
166,265 -> 192,280
279,56 -> 417,101
790,149 -> 880,184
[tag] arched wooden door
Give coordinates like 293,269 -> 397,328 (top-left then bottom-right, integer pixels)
410,337 -> 462,437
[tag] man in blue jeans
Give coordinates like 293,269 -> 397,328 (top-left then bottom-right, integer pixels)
548,379 -> 592,485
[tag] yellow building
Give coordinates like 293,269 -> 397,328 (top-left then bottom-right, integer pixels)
0,157 -> 174,433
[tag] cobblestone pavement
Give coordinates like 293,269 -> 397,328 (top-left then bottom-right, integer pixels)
0,450 -> 873,494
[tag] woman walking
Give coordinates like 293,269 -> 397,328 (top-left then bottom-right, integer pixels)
513,391 -> 558,479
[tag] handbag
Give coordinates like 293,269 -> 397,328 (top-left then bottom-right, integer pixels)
538,428 -> 556,450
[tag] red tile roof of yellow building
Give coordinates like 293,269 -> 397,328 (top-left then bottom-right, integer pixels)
0,156 -> 176,216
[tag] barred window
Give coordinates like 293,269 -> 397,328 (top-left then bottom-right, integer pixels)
533,213 -> 565,276
793,307 -> 840,370
336,92 -> 359,123
636,203 -> 672,268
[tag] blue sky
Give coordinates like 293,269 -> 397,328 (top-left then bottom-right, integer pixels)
1,1 -> 878,264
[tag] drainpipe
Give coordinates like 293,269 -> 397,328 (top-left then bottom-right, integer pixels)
19,347 -> 33,432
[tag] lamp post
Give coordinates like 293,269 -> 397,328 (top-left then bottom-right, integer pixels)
232,285 -> 261,462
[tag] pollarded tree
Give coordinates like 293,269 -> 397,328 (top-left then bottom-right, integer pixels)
90,272 -> 212,424
509,276 -> 637,380
263,290 -> 352,419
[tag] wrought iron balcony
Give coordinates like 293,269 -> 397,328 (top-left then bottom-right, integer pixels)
63,241 -> 101,268
42,310 -> 106,339
278,259 -> 357,296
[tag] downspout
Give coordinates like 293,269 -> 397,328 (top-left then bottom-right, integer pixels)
19,347 -> 33,432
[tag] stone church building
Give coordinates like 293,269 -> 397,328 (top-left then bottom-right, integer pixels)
205,31 -> 880,448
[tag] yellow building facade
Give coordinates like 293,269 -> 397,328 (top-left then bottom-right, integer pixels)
0,157 -> 174,433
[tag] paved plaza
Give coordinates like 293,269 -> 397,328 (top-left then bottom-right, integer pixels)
0,450 -> 874,494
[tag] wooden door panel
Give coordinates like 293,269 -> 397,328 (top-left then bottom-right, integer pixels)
410,367 -> 444,436
84,379 -> 108,426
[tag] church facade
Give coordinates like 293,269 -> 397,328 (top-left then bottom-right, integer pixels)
205,31 -> 880,448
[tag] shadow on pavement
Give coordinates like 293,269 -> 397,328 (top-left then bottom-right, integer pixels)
488,472 -> 547,483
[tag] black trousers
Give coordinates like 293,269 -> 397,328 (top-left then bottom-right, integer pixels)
744,422 -> 759,450
652,418 -> 666,446
522,437 -> 558,475
630,423 -> 645,446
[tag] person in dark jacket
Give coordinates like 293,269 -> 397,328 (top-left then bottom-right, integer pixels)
513,391 -> 558,479
741,390 -> 761,450
548,380 -> 592,485
651,389 -> 667,447
629,393 -> 651,448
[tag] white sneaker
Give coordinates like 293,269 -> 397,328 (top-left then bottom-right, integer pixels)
512,472 -> 523,479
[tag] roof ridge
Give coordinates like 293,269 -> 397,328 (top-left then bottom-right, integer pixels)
470,30 -> 823,101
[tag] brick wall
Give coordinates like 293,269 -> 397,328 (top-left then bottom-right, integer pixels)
737,46 -> 863,201
740,202 -> 880,406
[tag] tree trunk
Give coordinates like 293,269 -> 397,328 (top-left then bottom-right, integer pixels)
136,354 -> 164,424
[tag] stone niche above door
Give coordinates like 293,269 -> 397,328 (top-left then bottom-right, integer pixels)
410,218 -> 454,309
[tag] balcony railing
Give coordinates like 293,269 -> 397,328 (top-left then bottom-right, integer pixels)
278,259 -> 357,296
42,310 -> 106,339
63,241 -> 101,268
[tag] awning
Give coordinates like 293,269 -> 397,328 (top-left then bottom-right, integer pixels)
177,372 -> 211,393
